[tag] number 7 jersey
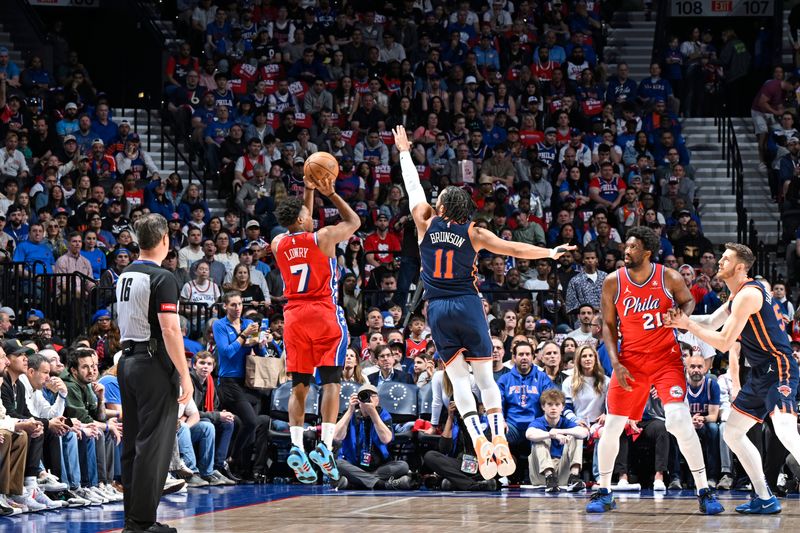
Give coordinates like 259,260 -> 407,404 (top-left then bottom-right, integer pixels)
420,217 -> 479,300
275,231 -> 338,305
614,263 -> 680,359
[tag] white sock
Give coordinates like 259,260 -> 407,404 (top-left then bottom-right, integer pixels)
321,422 -> 336,450
487,412 -> 504,440
23,477 -> 37,489
597,415 -> 628,490
463,414 -> 485,445
290,426 -> 305,449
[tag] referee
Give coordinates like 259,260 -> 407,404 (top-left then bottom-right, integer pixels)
117,214 -> 193,533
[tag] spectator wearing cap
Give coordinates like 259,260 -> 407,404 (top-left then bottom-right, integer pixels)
88,138 -> 116,181
0,47 -> 20,88
0,132 -> 28,179
56,102 -> 80,137
0,307 -> 13,338
364,208 -> 400,267
558,130 -> 592,169
332,383 -> 414,491
673,219 -> 713,267
115,132 -> 158,181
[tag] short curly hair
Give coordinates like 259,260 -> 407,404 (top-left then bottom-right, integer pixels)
439,186 -> 475,224
274,196 -> 305,228
626,225 -> 660,260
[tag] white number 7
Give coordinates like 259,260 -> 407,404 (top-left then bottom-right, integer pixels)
290,263 -> 310,293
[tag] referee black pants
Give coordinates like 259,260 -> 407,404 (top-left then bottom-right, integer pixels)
119,350 -> 179,529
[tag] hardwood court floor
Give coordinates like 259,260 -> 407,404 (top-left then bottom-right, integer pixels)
138,489 -> 800,533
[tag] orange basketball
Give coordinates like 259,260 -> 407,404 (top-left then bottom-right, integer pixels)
304,151 -> 339,188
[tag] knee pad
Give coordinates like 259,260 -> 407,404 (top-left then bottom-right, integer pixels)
318,366 -> 342,385
292,372 -> 313,387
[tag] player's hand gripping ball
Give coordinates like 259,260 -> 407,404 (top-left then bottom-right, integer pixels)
303,151 -> 339,190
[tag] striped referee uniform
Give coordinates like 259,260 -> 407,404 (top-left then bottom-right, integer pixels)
116,260 -> 181,531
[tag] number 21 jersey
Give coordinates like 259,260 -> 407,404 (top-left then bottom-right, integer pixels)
420,217 -> 479,300
275,231 -> 337,306
614,263 -> 680,360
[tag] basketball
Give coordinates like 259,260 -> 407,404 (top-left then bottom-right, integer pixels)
304,151 -> 339,189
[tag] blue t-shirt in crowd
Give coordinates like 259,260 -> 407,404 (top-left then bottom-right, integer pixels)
528,414 -> 578,458
98,374 -> 121,404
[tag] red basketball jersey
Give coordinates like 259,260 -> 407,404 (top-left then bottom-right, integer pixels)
406,337 -> 428,359
614,263 -> 680,360
275,231 -> 338,305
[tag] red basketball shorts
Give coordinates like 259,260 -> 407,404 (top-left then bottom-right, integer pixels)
283,301 -> 348,375
606,355 -> 686,419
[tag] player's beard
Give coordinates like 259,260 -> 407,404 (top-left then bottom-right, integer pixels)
623,255 -> 641,268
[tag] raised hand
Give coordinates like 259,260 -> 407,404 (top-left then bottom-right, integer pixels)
392,126 -> 411,152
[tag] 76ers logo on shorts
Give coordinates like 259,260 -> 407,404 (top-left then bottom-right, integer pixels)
669,386 -> 684,399
778,385 -> 792,397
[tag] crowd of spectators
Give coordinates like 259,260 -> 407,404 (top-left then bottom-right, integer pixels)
0,0 -> 798,516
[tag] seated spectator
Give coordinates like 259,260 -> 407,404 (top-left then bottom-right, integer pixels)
175,392 -> 234,487
342,348 -> 368,385
685,355 -> 721,488
332,384 -> 415,490
525,389 -> 588,492
637,63 -> 674,111
423,398 -> 498,491
540,341 -> 569,386
63,348 -> 120,503
12,222 -> 54,275
566,304 -> 598,347
673,219 -> 713,267
562,345 -> 609,426
368,344 -> 413,386
497,341 -> 557,448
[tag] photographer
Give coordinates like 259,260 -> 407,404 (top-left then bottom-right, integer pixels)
332,384 -> 415,490
423,399 -> 498,491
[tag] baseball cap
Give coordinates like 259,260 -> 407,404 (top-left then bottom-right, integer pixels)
465,75 -> 478,84
668,175 -> 680,184
246,220 -> 261,230
0,306 -> 14,320
128,132 -> 140,142
534,319 -> 553,330
789,137 -> 800,144
27,309 -> 45,320
63,134 -> 77,144
3,339 -> 33,356
678,209 -> 691,217
349,235 -> 362,245
53,207 -> 69,217
91,138 -> 104,147
357,383 -> 378,396
544,127 -> 557,135
293,156 -> 305,164
169,212 -> 183,223
65,102 -> 78,111
115,248 -> 131,258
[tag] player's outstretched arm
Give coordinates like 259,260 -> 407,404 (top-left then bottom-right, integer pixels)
315,177 -> 362,257
393,126 -> 434,233
470,225 -> 576,260
665,287 -> 761,352
688,301 -> 731,330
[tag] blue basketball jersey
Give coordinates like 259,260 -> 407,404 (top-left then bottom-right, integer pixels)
730,280 -> 793,372
420,217 -> 479,300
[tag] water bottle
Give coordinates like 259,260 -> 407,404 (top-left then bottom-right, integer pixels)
259,318 -> 270,343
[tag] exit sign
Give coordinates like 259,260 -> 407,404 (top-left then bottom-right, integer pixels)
712,0 -> 732,11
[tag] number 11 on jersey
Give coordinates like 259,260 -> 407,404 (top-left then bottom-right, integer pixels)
433,249 -> 454,279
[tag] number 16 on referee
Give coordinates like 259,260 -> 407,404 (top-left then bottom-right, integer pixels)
116,214 -> 193,533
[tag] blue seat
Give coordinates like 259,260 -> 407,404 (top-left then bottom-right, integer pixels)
377,382 -> 419,423
269,381 -> 320,424
338,381 -> 360,415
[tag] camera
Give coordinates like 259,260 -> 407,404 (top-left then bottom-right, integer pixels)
357,390 -> 373,403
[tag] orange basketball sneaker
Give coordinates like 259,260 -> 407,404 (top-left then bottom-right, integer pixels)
492,435 -> 516,477
475,435 -> 497,480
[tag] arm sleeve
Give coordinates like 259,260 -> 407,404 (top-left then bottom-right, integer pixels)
399,151 -> 427,211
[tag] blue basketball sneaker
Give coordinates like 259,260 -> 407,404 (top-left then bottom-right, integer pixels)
288,446 -> 318,484
309,442 -> 340,481
697,488 -> 725,515
735,495 -> 781,514
586,488 -> 616,513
